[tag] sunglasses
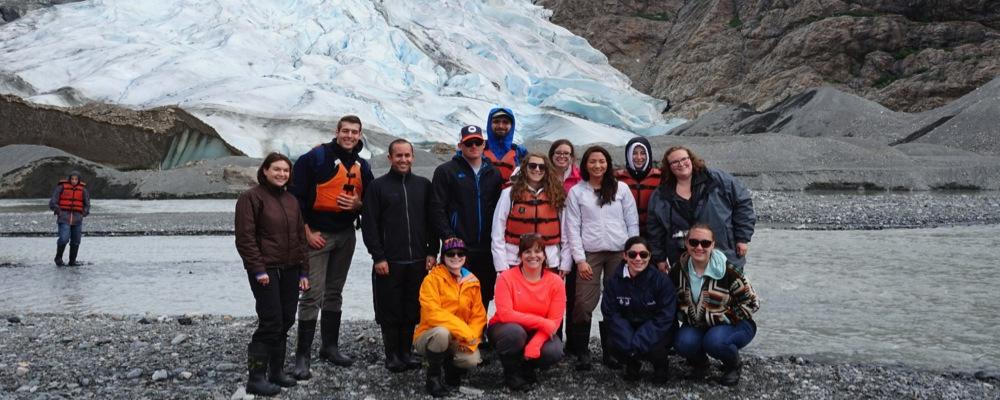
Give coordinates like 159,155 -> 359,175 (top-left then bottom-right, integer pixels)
687,239 -> 713,248
443,250 -> 466,258
626,250 -> 650,260
668,156 -> 691,166
463,139 -> 484,147
526,162 -> 545,171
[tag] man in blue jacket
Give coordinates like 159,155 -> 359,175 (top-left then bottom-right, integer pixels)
483,108 -> 527,183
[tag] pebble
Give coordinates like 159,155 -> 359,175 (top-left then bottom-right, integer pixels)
125,368 -> 143,379
459,386 -> 485,396
152,370 -> 169,381
16,366 -> 29,376
230,387 -> 247,400
78,377 -> 91,387
171,334 -> 189,345
138,318 -> 152,325
216,362 -> 238,371
177,317 -> 194,325
179,371 -> 193,380
8,316 -> 21,324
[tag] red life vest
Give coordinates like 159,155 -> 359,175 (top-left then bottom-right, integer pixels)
313,161 -> 364,213
615,168 -> 661,233
504,189 -> 561,246
57,180 -> 86,213
485,149 -> 518,182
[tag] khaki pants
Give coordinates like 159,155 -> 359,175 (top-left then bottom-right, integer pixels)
297,228 -> 356,321
572,251 -> 621,325
414,327 -> 482,369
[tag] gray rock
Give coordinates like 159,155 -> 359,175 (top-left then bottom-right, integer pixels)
7,316 -> 21,323
229,387 -> 247,400
125,368 -> 143,379
177,317 -> 194,325
179,371 -> 193,380
170,334 -> 189,345
152,370 -> 169,381
215,362 -> 238,372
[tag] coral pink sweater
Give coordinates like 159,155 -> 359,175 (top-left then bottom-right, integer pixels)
489,267 -> 566,359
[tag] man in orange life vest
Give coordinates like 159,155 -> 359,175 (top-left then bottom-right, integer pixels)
288,115 -> 374,379
483,108 -> 527,183
614,137 -> 661,237
49,170 -> 90,267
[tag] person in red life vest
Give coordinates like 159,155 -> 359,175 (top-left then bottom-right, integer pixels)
490,153 -> 571,275
235,153 -> 311,397
288,115 -> 374,379
483,108 -> 527,183
361,139 -> 439,373
488,233 -> 566,391
615,137 -> 661,237
48,170 -> 90,267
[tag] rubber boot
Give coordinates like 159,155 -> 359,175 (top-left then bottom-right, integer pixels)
424,351 -> 450,398
719,354 -> 741,386
686,354 -> 710,381
521,359 -> 538,384
268,342 -> 297,387
598,321 -> 621,369
319,310 -> 353,366
399,324 -> 422,370
442,354 -> 465,389
246,342 -> 281,396
572,323 -> 592,371
290,320 -> 315,380
381,325 -> 406,373
54,244 -> 66,266
67,244 -> 80,266
500,353 -> 530,391
623,359 -> 642,382
652,358 -> 671,384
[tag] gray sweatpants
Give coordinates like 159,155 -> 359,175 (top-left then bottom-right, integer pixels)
297,228 -> 356,321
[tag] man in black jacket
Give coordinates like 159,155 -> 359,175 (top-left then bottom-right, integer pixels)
362,139 -> 439,373
430,125 -> 504,309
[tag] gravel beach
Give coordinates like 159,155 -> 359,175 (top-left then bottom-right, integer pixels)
0,314 -> 996,400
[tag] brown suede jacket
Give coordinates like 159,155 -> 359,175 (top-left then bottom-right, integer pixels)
235,184 -> 310,276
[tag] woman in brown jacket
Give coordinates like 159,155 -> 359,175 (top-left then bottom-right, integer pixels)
235,152 -> 311,396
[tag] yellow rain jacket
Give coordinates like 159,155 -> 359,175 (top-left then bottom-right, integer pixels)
414,264 -> 487,351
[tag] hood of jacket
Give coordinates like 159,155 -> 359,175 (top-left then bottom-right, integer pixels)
486,107 -> 517,158
624,136 -> 652,181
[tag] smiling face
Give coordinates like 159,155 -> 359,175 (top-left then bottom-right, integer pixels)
520,244 -> 546,271
388,142 -> 413,174
460,137 -> 484,161
335,122 -> 362,151
623,242 -> 651,277
442,249 -> 466,273
491,116 -> 512,138
69,175 -> 80,185
552,144 -> 573,170
525,156 -> 546,185
631,146 -> 648,169
263,160 -> 291,188
585,151 -> 608,180
666,149 -> 693,180
685,226 -> 716,264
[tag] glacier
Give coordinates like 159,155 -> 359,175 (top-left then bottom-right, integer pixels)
0,0 -> 684,158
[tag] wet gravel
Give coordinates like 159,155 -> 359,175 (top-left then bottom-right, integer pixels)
0,314 -> 996,400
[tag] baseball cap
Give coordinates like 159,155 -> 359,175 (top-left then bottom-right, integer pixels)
460,125 -> 484,143
442,238 -> 466,253
491,109 -> 513,121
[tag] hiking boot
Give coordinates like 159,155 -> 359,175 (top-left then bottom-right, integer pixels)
572,323 -> 592,371
399,325 -> 422,370
267,342 -> 297,387
424,351 -> 450,398
318,311 -> 353,367
687,355 -> 711,381
246,342 -> 281,396
290,320 -> 315,380
623,359 -> 642,381
500,353 -> 531,391
598,321 -> 621,370
381,325 -> 407,373
719,355 -> 741,386
651,359 -> 671,384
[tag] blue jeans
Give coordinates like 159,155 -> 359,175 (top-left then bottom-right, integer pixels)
674,320 -> 756,364
57,223 -> 83,246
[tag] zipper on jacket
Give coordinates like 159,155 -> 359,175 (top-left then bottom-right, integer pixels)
474,168 -> 482,244
402,173 -> 414,260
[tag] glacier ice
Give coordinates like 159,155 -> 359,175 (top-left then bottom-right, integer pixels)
0,0 -> 685,158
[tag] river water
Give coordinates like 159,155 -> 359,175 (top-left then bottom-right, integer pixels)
0,201 -> 997,372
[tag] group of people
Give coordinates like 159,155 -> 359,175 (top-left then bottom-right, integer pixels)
233,109 -> 760,397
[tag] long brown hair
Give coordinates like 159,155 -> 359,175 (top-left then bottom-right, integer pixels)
579,146 -> 617,206
257,152 -> 293,188
660,145 -> 707,183
510,153 -> 566,210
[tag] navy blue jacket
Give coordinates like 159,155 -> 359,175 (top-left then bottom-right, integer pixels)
361,168 -> 439,264
430,154 -> 504,251
601,264 -> 677,356
290,141 -> 374,233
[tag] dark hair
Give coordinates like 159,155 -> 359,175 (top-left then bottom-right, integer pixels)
517,233 -> 546,261
387,139 -> 413,156
257,152 -> 293,188
579,146 -> 617,206
685,223 -> 716,241
336,115 -> 363,132
510,153 -> 566,210
661,145 -> 707,182
548,139 -> 575,160
623,236 -> 650,253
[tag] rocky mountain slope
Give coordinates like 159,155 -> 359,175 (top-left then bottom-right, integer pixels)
539,0 -> 1000,118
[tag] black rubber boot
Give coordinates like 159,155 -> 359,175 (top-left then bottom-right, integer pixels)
719,354 -> 741,386
521,359 -> 538,384
399,325 -> 422,370
319,311 -> 353,366
246,342 -> 281,396
572,323 -> 592,371
500,353 -> 531,391
442,354 -> 464,389
686,355 -> 711,380
54,244 -> 66,266
424,351 -> 450,398
598,321 -> 621,370
67,244 -> 80,266
623,359 -> 642,381
652,358 -> 671,384
381,325 -> 406,373
290,320 -> 315,380
268,342 -> 297,387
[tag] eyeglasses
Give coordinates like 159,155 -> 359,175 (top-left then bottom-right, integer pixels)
626,250 -> 650,260
526,162 -> 545,171
443,250 -> 466,258
463,139 -> 484,147
687,239 -> 713,248
668,156 -> 691,166
553,151 -> 572,157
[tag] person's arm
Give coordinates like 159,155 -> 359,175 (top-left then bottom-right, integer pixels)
423,180 -> 441,268
524,275 -> 566,359
728,174 -> 756,256
601,276 -> 636,355
430,165 -> 457,240
563,187 -> 585,263
630,274 -> 677,355
465,284 -> 488,349
621,182 -> 640,237
293,199 -> 310,278
360,181 -> 386,265
418,275 -> 478,343
490,188 -> 513,272
492,271 -> 551,330
727,274 -> 760,322
646,190 -> 670,271
234,192 -> 266,276
290,150 -> 315,215
49,185 -> 61,213
82,187 -> 91,217
558,208 -> 573,272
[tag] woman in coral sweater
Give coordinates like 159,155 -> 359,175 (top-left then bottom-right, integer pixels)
488,233 -> 566,391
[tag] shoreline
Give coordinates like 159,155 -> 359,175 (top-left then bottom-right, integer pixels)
1,313 -> 996,400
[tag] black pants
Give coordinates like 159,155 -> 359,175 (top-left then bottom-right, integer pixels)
248,267 -> 300,346
373,261 -> 427,325
466,249 -> 496,310
487,322 -> 564,368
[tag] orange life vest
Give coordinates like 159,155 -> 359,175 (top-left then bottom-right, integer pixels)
485,149 -> 518,182
615,168 -> 661,232
504,189 -> 561,246
57,180 -> 86,213
313,161 -> 364,213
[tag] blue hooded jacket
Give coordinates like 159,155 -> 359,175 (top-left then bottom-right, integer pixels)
485,107 -> 526,165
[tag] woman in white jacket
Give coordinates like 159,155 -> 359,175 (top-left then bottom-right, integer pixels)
491,153 -> 571,274
564,145 -> 639,371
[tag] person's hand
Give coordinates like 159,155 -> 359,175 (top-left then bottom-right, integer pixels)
306,229 -> 325,249
374,260 -> 389,276
299,277 -> 310,291
336,192 -> 362,211
657,261 -> 670,273
425,256 -> 437,271
256,272 -> 270,286
577,262 -> 593,280
736,242 -> 749,258
558,270 -> 568,278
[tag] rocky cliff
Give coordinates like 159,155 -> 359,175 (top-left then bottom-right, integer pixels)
539,0 -> 1000,118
